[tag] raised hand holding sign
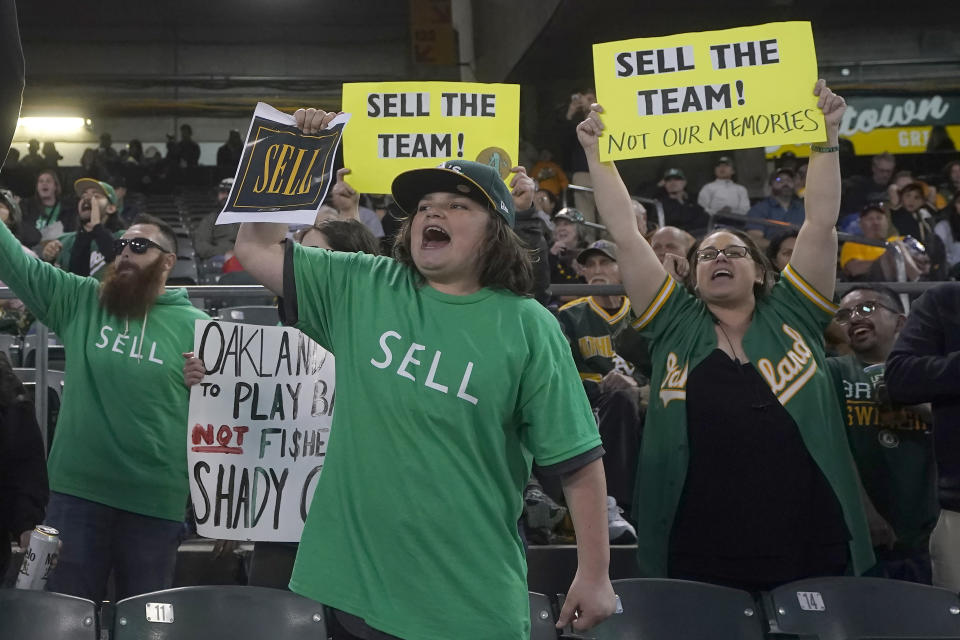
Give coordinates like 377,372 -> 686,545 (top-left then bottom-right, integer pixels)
216,103 -> 351,225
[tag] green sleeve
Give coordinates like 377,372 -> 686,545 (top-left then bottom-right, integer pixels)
290,243 -> 382,352
54,232 -> 74,271
517,307 -> 601,466
0,219 -> 89,333
630,275 -> 702,343
770,264 -> 840,335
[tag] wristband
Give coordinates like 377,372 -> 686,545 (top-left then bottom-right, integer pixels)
810,144 -> 840,153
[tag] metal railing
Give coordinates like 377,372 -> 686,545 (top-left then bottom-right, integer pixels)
0,269 -> 945,442
567,183 -> 666,229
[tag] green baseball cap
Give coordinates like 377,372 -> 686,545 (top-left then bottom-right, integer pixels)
391,160 -> 515,227
74,178 -> 117,205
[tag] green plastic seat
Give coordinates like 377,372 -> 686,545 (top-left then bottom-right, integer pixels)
0,589 -> 97,640
765,576 -> 960,639
530,591 -> 559,640
583,578 -> 765,640
112,585 -> 327,639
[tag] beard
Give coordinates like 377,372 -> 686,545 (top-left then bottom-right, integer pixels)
99,256 -> 167,319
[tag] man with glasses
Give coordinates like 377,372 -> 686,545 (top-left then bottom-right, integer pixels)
827,285 -> 936,583
0,210 -> 210,601
887,282 -> 960,590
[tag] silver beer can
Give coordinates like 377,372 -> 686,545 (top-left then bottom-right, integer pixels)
15,525 -> 60,590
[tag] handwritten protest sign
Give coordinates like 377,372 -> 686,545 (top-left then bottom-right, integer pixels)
187,320 -> 335,541
341,81 -> 519,193
217,103 -> 351,225
593,22 -> 825,161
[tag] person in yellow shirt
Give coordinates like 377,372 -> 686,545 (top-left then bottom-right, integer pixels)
841,203 -> 924,281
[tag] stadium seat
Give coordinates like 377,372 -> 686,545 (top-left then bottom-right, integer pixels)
216,270 -> 276,307
529,591 -> 559,640
0,333 -> 18,363
526,545 -> 640,596
764,576 -> 960,639
579,578 -> 765,639
220,305 -> 280,327
112,585 -> 328,639
22,343 -> 66,371
169,258 -> 199,285
0,589 -> 98,640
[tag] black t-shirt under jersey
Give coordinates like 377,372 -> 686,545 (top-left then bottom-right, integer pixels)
669,349 -> 850,587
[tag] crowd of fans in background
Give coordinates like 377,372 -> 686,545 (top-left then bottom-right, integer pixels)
2,87 -> 960,609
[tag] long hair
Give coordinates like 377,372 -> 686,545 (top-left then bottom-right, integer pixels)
295,219 -> 380,255
766,228 -> 800,270
36,168 -> 61,198
392,210 -> 534,297
687,227 -> 776,301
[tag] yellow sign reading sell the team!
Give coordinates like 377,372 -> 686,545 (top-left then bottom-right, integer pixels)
341,82 -> 519,194
593,22 -> 826,161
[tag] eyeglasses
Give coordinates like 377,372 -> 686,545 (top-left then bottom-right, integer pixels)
834,301 -> 899,325
113,237 -> 172,255
696,246 -> 749,261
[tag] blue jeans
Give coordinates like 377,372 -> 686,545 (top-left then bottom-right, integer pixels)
44,492 -> 183,602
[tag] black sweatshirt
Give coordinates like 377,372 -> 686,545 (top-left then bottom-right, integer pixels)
886,283 -> 960,510
0,399 -> 49,575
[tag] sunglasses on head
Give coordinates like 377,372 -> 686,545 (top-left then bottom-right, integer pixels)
113,237 -> 171,255
834,300 -> 899,325
696,245 -> 749,261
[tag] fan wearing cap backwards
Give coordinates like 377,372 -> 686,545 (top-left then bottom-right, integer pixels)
42,178 -> 127,280
233,108 -> 616,639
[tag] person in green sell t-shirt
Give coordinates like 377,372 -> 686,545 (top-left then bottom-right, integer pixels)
827,285 -> 937,583
579,81 -> 874,590
0,212 -> 209,603
233,108 -> 616,640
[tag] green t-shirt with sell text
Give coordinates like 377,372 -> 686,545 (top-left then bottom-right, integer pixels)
285,245 -> 602,640
827,354 -> 937,552
0,221 -> 209,521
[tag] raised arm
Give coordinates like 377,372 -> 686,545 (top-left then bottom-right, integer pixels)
330,168 -> 360,220
789,80 -> 845,299
234,108 -> 338,295
578,107 -> 667,311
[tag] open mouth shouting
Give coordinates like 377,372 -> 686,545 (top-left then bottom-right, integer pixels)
422,224 -> 451,250
849,322 -> 874,341
711,267 -> 733,280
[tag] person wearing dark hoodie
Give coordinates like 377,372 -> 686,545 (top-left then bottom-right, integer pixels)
53,178 -> 126,279
0,351 -> 48,580
0,209 -> 209,601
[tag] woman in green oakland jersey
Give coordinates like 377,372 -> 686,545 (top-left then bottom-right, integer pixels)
233,108 -> 615,640
579,80 -> 874,591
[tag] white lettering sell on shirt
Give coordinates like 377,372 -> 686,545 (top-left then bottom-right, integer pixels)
370,330 -> 478,405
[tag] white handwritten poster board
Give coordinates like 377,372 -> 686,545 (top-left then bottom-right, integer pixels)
187,320 -> 335,541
